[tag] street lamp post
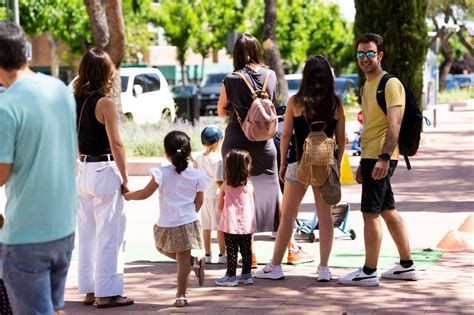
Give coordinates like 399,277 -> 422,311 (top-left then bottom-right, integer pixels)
13,0 -> 19,25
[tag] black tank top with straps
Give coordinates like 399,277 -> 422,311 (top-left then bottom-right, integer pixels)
75,94 -> 111,156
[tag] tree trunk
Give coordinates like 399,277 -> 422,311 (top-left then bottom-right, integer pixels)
84,0 -> 125,112
262,0 -> 288,105
84,0 -> 109,49
46,32 -> 60,78
180,60 -> 187,86
439,41 -> 454,91
201,55 -> 205,84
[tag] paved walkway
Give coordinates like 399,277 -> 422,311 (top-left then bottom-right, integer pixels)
2,107 -> 473,314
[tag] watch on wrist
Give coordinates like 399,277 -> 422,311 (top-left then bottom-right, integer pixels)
378,153 -> 390,161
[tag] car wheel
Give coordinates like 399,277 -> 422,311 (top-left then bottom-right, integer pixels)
161,108 -> 173,122
123,112 -> 133,121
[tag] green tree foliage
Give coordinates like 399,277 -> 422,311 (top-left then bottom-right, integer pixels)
427,0 -> 473,89
20,0 -> 92,55
242,0 -> 353,74
122,0 -> 157,64
157,0 -> 198,85
354,0 -> 429,103
19,0 -> 92,76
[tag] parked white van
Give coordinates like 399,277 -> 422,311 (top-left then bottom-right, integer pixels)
120,67 -> 176,123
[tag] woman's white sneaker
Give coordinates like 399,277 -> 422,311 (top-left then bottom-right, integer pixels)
381,263 -> 418,280
317,266 -> 332,282
338,267 -> 379,286
254,263 -> 285,280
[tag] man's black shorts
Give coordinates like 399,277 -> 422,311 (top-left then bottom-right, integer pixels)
360,158 -> 398,213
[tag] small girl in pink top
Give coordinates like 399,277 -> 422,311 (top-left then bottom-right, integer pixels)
215,149 -> 256,286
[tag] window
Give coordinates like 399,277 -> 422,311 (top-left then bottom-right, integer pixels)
120,76 -> 129,92
134,73 -> 161,93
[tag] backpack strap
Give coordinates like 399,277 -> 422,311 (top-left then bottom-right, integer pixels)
376,73 -> 396,115
234,69 -> 270,99
232,69 -> 270,128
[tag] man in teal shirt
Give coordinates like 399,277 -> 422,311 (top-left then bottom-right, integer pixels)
0,22 -> 77,314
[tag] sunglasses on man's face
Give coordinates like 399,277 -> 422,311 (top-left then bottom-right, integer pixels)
356,50 -> 378,60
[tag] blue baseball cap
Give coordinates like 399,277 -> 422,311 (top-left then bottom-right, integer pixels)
201,126 -> 223,145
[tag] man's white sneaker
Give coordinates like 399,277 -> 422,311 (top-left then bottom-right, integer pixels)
338,267 -> 379,286
217,255 -> 227,264
317,266 -> 332,282
254,263 -> 285,280
381,263 -> 418,281
204,255 -> 212,264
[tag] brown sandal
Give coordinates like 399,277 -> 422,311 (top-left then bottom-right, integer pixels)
83,293 -> 95,305
97,295 -> 134,308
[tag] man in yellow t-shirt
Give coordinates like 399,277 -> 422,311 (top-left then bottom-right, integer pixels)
339,33 -> 418,287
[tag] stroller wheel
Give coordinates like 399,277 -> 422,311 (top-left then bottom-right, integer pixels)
350,229 -> 356,240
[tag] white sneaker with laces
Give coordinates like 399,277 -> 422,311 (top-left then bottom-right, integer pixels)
338,267 -> 379,286
204,255 -> 212,264
382,263 -> 418,281
218,255 -> 227,264
318,266 -> 332,282
254,263 -> 285,280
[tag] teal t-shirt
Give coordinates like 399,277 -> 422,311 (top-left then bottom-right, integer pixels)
0,73 -> 77,245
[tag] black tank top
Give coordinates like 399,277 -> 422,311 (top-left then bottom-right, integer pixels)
293,115 -> 337,160
75,94 -> 111,156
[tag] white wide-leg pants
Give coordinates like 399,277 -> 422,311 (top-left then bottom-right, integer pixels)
76,161 -> 127,297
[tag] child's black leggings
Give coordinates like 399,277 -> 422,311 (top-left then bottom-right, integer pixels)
224,233 -> 252,276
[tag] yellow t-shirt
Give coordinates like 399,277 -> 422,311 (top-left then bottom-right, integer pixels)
361,71 -> 405,160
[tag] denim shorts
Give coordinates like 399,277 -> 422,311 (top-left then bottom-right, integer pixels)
1,233 -> 75,314
284,162 -> 305,185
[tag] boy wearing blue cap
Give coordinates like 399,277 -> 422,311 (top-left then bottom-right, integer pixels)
195,126 -> 227,264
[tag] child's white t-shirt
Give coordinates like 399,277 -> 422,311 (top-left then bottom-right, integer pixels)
194,152 -> 221,199
151,165 -> 209,228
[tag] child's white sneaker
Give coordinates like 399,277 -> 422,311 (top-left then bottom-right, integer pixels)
204,255 -> 212,264
381,263 -> 418,281
317,266 -> 332,282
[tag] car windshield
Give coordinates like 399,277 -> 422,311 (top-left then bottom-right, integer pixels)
121,76 -> 129,92
287,79 -> 300,90
203,73 -> 226,85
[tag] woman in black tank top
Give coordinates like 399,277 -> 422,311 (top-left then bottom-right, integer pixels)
256,56 -> 345,281
73,49 -> 133,307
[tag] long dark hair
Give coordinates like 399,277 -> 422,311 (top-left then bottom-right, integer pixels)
232,33 -> 264,71
224,149 -> 252,187
164,131 -> 192,174
74,48 -> 115,97
294,56 -> 341,124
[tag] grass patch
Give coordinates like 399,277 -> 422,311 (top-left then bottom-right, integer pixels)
438,88 -> 474,104
121,118 -> 226,158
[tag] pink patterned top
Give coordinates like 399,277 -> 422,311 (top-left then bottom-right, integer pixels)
218,181 -> 256,235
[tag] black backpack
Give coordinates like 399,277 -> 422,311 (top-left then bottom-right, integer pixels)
376,73 -> 427,170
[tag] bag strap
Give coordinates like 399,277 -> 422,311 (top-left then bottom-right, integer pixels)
77,96 -> 90,136
376,73 -> 395,115
234,68 -> 270,99
231,68 -> 270,128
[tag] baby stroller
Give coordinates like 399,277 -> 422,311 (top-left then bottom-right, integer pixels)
294,202 -> 356,243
